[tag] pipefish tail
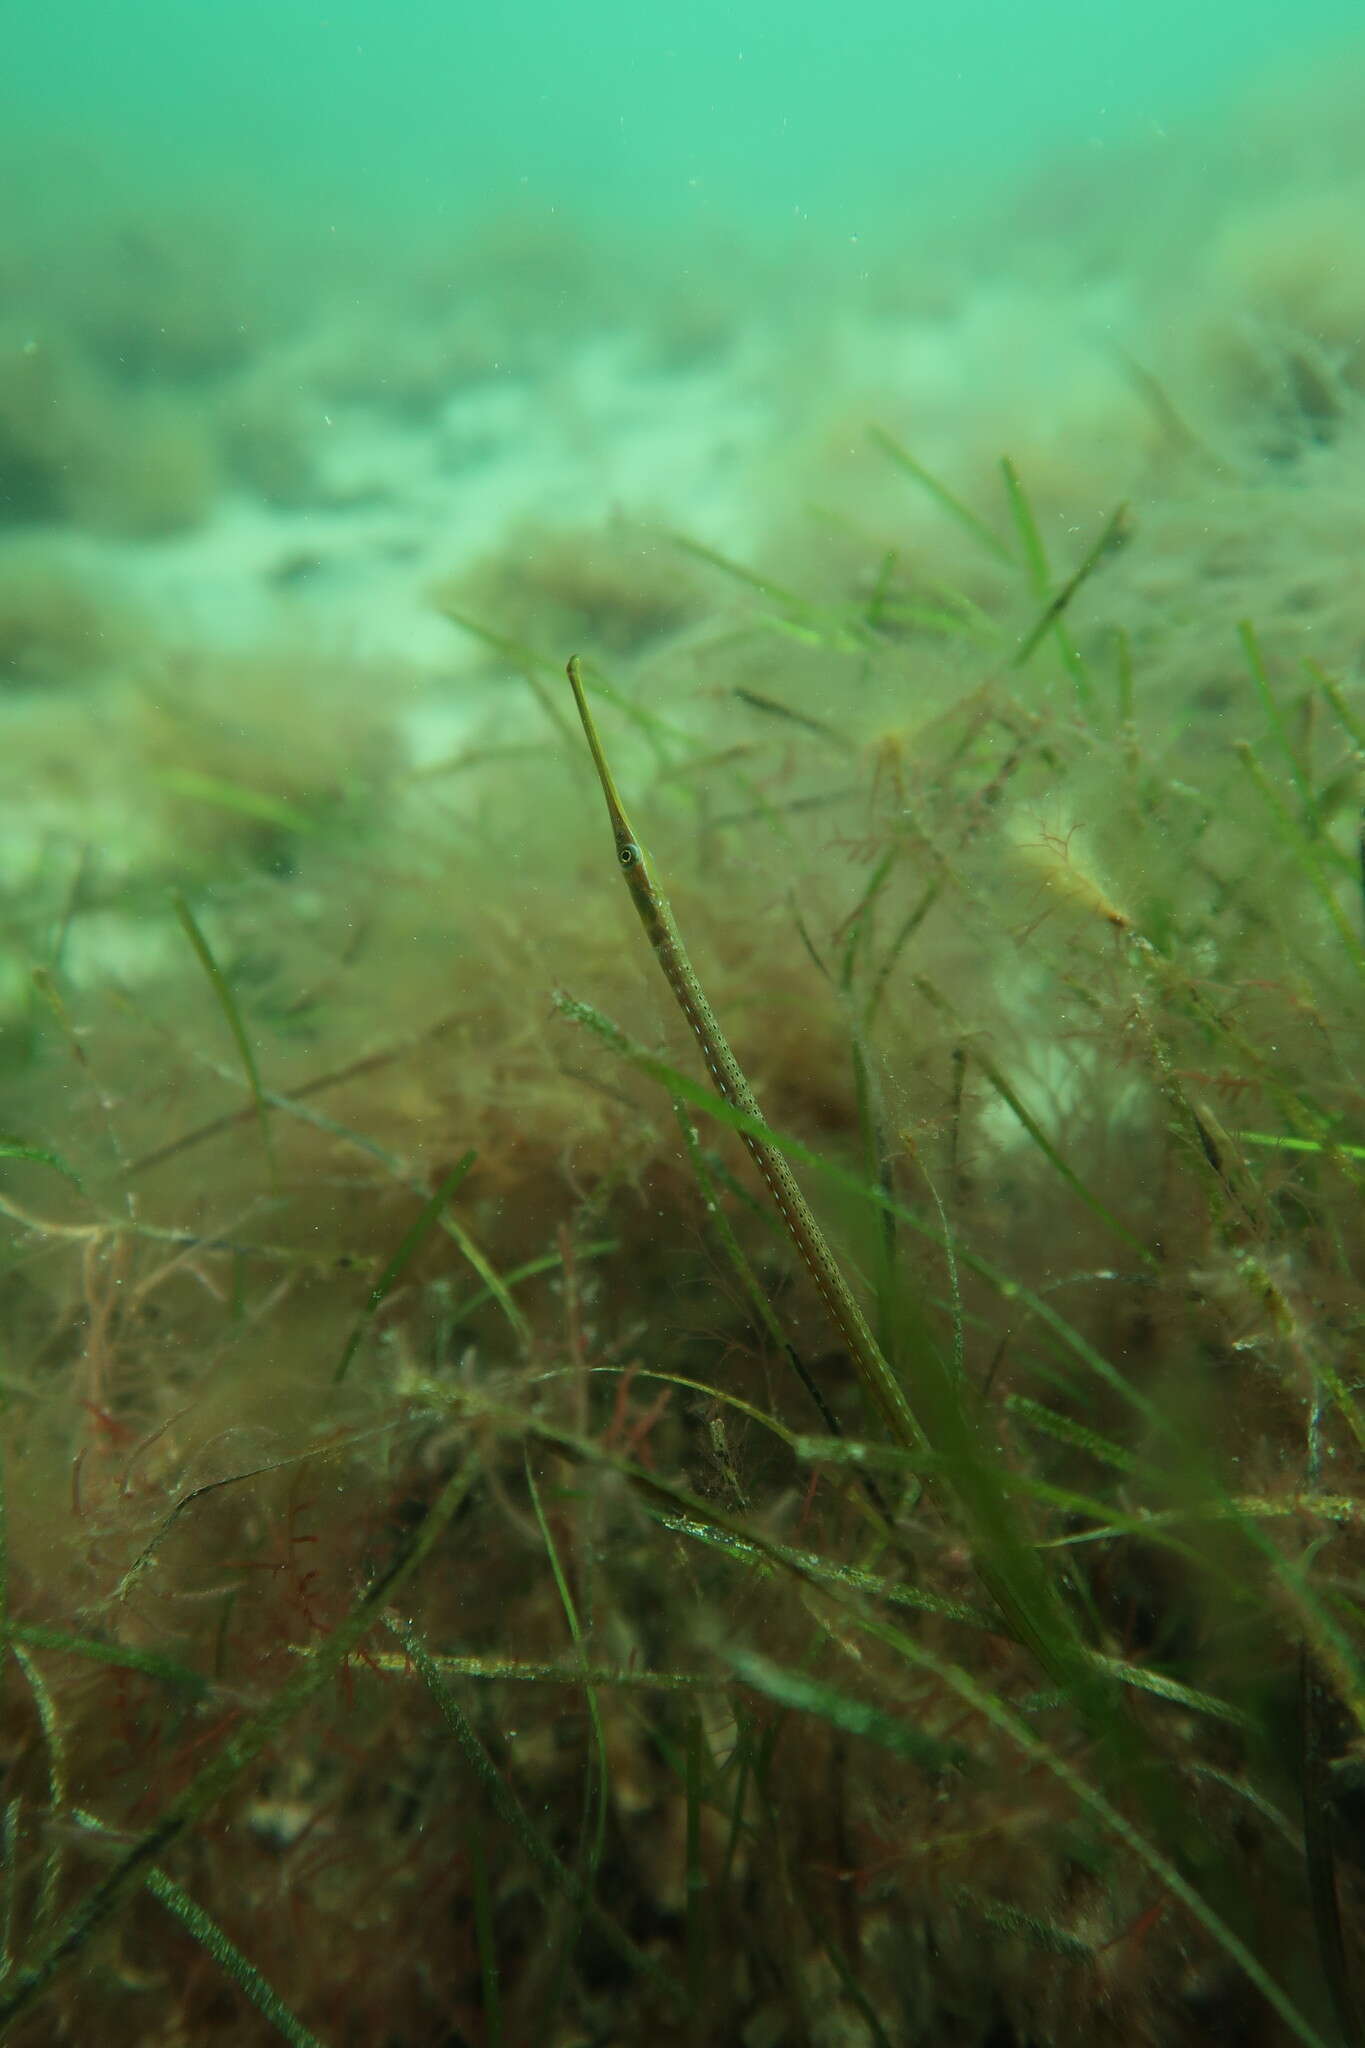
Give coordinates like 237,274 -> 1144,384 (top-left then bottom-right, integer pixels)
564,656 -> 920,1454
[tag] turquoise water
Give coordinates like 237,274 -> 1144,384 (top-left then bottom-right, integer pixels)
10,2 -> 1365,236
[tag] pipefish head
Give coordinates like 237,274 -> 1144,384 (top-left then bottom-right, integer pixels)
566,655 -> 652,885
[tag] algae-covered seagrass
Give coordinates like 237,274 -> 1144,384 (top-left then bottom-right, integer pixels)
0,429 -> 1363,2048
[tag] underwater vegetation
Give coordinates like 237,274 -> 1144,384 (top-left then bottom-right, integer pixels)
3,71 -> 1365,2047
1,402 -> 1363,2045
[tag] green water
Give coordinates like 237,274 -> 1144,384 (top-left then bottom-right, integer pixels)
10,2 -> 1365,239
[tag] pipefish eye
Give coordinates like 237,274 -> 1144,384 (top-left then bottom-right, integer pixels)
618,840 -> 642,868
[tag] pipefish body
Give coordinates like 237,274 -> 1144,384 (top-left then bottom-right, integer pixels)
565,656 -> 919,1454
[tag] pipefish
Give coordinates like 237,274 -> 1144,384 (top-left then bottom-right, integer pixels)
565,656 -> 919,1455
